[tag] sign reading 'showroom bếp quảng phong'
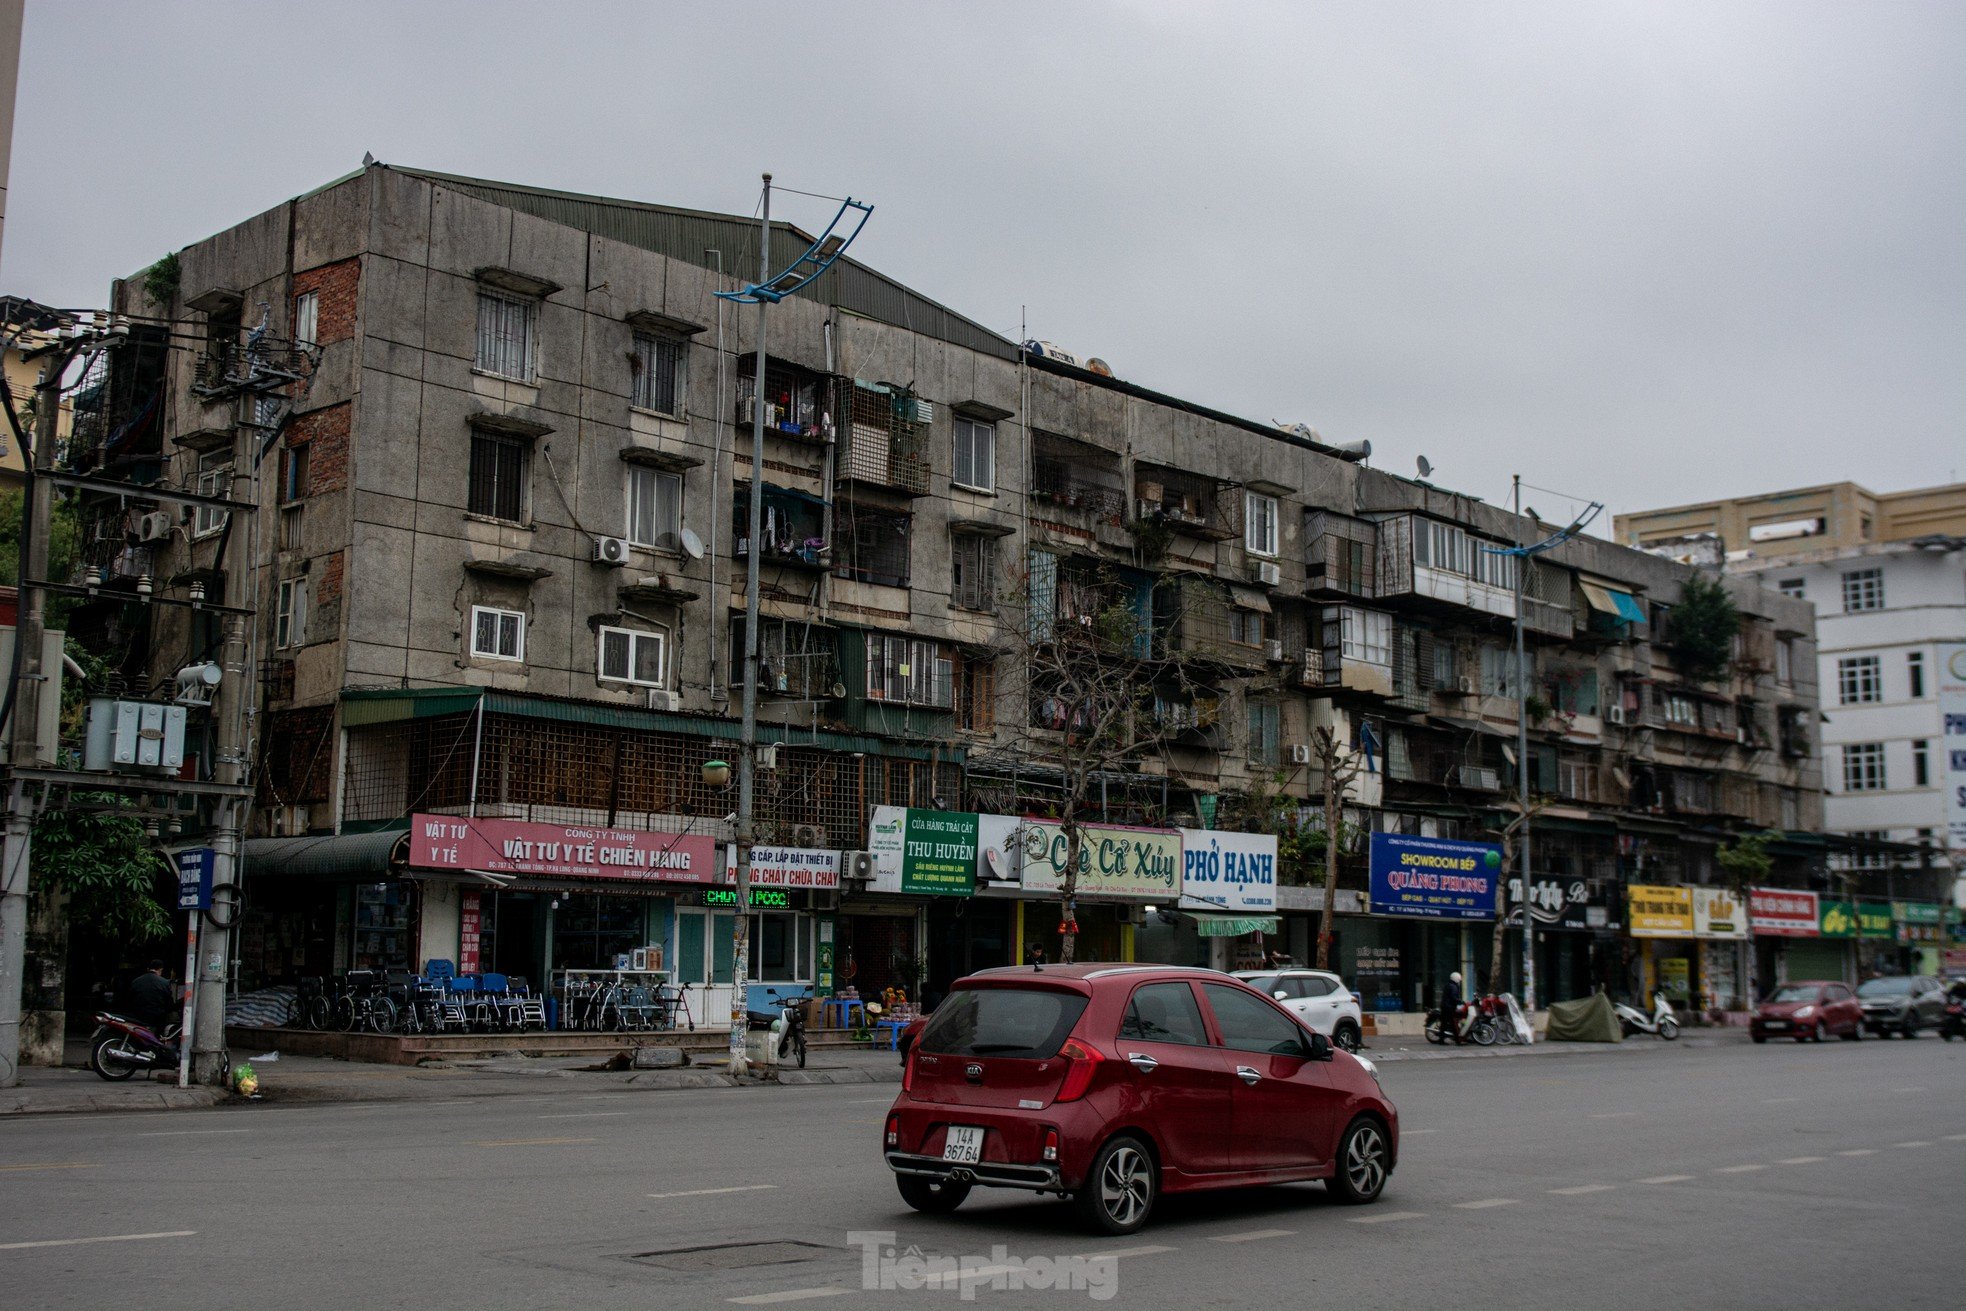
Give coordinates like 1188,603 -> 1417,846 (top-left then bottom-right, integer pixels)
1366,833 -> 1501,921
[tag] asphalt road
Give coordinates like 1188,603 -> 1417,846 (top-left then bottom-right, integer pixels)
2,1033 -> 1960,1310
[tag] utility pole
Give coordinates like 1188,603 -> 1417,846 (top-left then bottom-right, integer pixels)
1512,474 -> 1537,1018
727,174 -> 772,1077
0,342 -> 71,1087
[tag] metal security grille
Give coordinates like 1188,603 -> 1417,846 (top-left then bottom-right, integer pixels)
631,332 -> 685,414
838,379 -> 929,494
468,432 -> 530,521
475,290 -> 536,381
835,505 -> 911,587
1031,431 -> 1125,520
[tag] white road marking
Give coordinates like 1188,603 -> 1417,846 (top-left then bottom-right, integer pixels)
728,1290 -> 852,1306
1078,1245 -> 1176,1259
1638,1175 -> 1694,1185
1893,1141 -> 1935,1149
1835,1149 -> 1876,1157
1402,1128 -> 1439,1136
1713,1164 -> 1767,1174
647,1185 -> 779,1200
1760,1097 -> 1799,1104
136,1129 -> 251,1137
1454,1198 -> 1520,1209
1211,1228 -> 1294,1242
1892,1086 -> 1926,1093
1589,1111 -> 1641,1119
1945,1134 -> 1966,1142
1349,1210 -> 1426,1223
0,1230 -> 197,1252
1549,1184 -> 1615,1195
538,1112 -> 629,1120
1778,1157 -> 1826,1165
472,1137 -> 597,1147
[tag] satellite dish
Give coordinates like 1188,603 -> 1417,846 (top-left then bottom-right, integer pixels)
680,528 -> 705,560
1417,456 -> 1433,480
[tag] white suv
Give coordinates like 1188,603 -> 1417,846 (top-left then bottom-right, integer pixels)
1233,969 -> 1365,1052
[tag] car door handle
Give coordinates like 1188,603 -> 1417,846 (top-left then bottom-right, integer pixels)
1126,1052 -> 1159,1074
1236,1065 -> 1261,1086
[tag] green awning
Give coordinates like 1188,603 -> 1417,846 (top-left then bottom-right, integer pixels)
1193,914 -> 1281,937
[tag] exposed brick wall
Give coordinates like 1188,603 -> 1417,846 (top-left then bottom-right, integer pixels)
259,705 -> 335,805
293,257 -> 358,346
287,401 -> 350,494
315,549 -> 345,606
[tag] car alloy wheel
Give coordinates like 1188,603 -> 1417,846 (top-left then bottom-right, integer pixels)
1335,1022 -> 1362,1053
1075,1135 -> 1156,1235
1329,1118 -> 1389,1204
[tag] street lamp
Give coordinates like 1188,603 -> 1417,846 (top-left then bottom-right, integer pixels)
701,760 -> 732,790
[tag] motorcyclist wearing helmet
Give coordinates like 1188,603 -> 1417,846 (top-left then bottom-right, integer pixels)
1442,970 -> 1470,1045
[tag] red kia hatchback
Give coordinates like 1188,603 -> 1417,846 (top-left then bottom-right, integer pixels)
1750,979 -> 1863,1043
883,964 -> 1399,1234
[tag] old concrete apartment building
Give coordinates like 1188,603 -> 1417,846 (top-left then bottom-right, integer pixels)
60,162 -> 1830,1019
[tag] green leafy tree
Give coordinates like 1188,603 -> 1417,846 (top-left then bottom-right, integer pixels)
1716,830 -> 1776,898
1671,574 -> 1739,685
34,797 -> 173,942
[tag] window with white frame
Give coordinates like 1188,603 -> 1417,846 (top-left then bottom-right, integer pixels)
598,625 -> 666,688
1841,741 -> 1885,792
1837,655 -> 1881,705
1776,577 -> 1805,599
1340,606 -> 1391,666
953,417 -> 996,492
625,466 -> 683,550
292,291 -> 319,349
951,533 -> 997,612
1412,519 -> 1472,576
1841,567 -> 1883,612
1907,651 -> 1925,698
1775,637 -> 1795,686
275,577 -> 308,649
470,606 -> 526,663
630,332 -> 686,415
866,634 -> 953,708
1230,604 -> 1274,646
194,449 -> 231,537
474,289 -> 537,382
1244,492 -> 1278,557
1912,739 -> 1930,787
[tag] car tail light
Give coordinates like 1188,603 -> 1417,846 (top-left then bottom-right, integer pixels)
1042,1127 -> 1060,1163
901,1050 -> 916,1094
885,1114 -> 900,1150
1054,1038 -> 1102,1103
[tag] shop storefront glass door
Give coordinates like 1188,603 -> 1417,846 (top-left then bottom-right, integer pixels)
676,908 -> 812,1027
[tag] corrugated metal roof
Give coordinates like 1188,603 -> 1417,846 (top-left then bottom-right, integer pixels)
393,167 -> 1017,361
245,830 -> 407,881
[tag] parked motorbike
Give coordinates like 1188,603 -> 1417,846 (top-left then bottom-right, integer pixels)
1614,991 -> 1680,1040
745,989 -> 811,1068
88,1011 -> 183,1081
1424,1005 -> 1495,1046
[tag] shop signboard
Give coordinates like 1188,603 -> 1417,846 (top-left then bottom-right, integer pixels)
174,847 -> 214,911
1178,829 -> 1278,913
1892,901 -> 1943,944
1749,887 -> 1819,937
1019,819 -> 1182,899
408,814 -> 717,883
1817,899 -> 1858,939
458,890 -> 482,974
864,806 -> 977,896
1692,887 -> 1748,940
1855,902 -> 1894,939
1940,643 -> 1966,850
721,845 -> 841,889
1628,884 -> 1695,938
1366,833 -> 1500,921
1503,876 -> 1618,931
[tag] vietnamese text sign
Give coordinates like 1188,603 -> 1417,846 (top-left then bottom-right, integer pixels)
722,845 -> 841,889
1179,829 -> 1277,913
899,810 -> 978,895
1856,902 -> 1894,939
1628,884 -> 1695,937
458,889 -> 482,974
409,814 -> 716,883
1750,887 -> 1819,937
1019,819 -> 1181,899
1818,899 -> 1858,939
175,847 -> 214,911
1941,644 -> 1966,850
1692,887 -> 1748,940
1366,833 -> 1500,921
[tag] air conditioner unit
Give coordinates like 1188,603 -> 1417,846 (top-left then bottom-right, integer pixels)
756,742 -> 780,771
1458,765 -> 1500,791
592,535 -> 630,567
1265,639 -> 1286,664
1289,743 -> 1314,765
644,688 -> 678,711
135,511 -> 174,543
269,805 -> 307,836
1248,559 -> 1282,588
737,395 -> 758,426
1606,703 -> 1628,726
1455,676 -> 1478,695
809,890 -> 839,912
790,823 -> 826,848
844,850 -> 877,881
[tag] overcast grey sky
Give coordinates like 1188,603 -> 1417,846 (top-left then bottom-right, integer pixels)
5,1 -> 1960,530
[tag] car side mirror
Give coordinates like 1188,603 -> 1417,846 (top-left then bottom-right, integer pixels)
1274,990 -> 1290,1001
1307,1029 -> 1332,1061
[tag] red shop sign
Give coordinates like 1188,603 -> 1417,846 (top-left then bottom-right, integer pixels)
409,814 -> 717,884
458,889 -> 482,974
1749,887 -> 1819,938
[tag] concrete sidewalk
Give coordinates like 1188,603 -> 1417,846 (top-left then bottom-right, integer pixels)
3,1027 -> 1741,1116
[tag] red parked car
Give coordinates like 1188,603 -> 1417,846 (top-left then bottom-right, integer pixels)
1750,980 -> 1863,1043
883,964 -> 1399,1234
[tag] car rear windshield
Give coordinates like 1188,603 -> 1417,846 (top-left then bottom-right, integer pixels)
1856,978 -> 1912,997
1768,986 -> 1820,1003
918,988 -> 1091,1060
